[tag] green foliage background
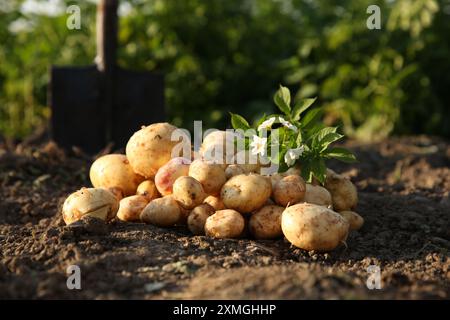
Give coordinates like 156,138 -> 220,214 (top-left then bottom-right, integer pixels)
1,0 -> 449,141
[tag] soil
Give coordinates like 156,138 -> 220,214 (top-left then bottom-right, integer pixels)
0,135 -> 449,299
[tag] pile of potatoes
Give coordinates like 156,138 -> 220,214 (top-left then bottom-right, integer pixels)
62,123 -> 363,252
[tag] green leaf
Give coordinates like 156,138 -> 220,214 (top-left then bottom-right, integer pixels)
311,127 -> 337,148
292,97 -> 317,121
323,147 -> 357,163
319,132 -> 344,151
295,130 -> 303,146
230,113 -> 250,131
299,108 -> 323,130
274,85 -> 291,115
310,158 -> 327,184
300,159 -> 313,183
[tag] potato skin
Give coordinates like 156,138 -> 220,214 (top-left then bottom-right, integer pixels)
249,205 -> 284,239
89,154 -> 144,196
189,160 -> 226,196
203,195 -> 225,211
126,123 -> 188,178
136,180 -> 160,201
273,175 -> 306,207
220,174 -> 272,213
225,165 -> 246,179
205,209 -> 245,238
303,184 -> 332,207
172,176 -> 207,209
155,157 -> 191,196
187,203 -> 215,235
62,188 -> 119,225
325,171 -> 358,211
200,130 -> 237,166
117,195 -> 148,222
140,195 -> 181,227
281,203 -> 349,251
339,211 -> 364,231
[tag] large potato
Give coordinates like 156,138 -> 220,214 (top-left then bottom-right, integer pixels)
203,195 -> 225,211
140,195 -> 181,227
339,211 -> 364,231
220,174 -> 272,213
273,175 -> 306,207
172,176 -> 207,209
62,188 -> 118,225
200,130 -> 238,166
126,123 -> 189,178
89,154 -> 144,196
303,184 -> 332,207
136,180 -> 160,201
249,205 -> 284,239
187,203 -> 215,235
188,160 -> 226,196
155,157 -> 191,196
204,209 -> 245,238
281,203 -> 349,251
117,195 -> 148,222
325,170 -> 358,211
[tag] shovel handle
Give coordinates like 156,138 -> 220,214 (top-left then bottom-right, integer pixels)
96,0 -> 118,72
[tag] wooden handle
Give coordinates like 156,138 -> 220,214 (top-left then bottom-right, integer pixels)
96,0 -> 118,72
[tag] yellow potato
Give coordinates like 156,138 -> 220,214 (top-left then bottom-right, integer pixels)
225,164 -> 246,179
204,209 -> 245,239
189,159 -> 227,196
62,187 -> 118,225
107,187 -> 124,202
187,203 -> 215,235
203,195 -> 225,211
154,157 -> 191,196
303,184 -> 332,207
339,210 -> 364,231
249,205 -> 284,239
281,203 -> 349,251
136,180 -> 160,201
117,195 -> 148,222
89,154 -> 144,196
325,170 -> 358,211
273,175 -> 306,207
200,130 -> 237,166
220,174 -> 272,213
140,195 -> 181,227
231,150 -> 261,174
172,176 -> 207,209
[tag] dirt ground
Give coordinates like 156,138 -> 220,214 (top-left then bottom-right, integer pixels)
0,134 -> 449,299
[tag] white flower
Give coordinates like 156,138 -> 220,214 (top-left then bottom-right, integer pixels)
257,117 -> 276,131
278,117 -> 298,132
284,146 -> 304,167
250,135 -> 268,157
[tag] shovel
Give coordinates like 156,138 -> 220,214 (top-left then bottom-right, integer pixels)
49,0 -> 165,154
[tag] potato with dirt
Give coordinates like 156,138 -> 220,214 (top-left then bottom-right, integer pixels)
140,195 -> 181,227
154,157 -> 191,196
203,195 -> 225,211
117,195 -> 149,222
281,203 -> 349,251
220,174 -> 272,213
249,205 -> 284,239
273,175 -> 306,207
303,184 -> 332,207
199,130 -> 238,166
204,209 -> 245,238
188,159 -> 227,196
339,210 -> 364,231
172,176 -> 207,209
136,180 -> 160,201
325,170 -> 358,211
62,187 -> 119,225
89,154 -> 145,196
187,203 -> 215,235
126,123 -> 189,178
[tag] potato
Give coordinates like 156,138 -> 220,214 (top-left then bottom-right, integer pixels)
270,173 -> 283,189
281,203 -> 349,251
107,187 -> 124,202
155,157 -> 191,196
231,150 -> 261,174
172,176 -> 207,209
225,164 -> 246,179
220,174 -> 272,213
187,203 -> 215,235
273,175 -> 306,207
339,211 -> 364,231
62,187 -> 118,225
249,205 -> 284,239
204,209 -> 245,239
203,195 -> 225,211
140,195 -> 181,227
117,195 -> 148,222
189,159 -> 227,196
126,123 -> 189,178
303,184 -> 332,207
89,154 -> 144,196
200,130 -> 237,166
136,180 -> 160,201
325,170 -> 358,211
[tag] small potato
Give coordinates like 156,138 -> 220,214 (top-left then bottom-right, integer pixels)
155,157 -> 191,196
231,150 -> 261,174
205,209 -> 245,239
62,188 -> 118,225
339,211 -> 364,231
225,164 -> 246,179
270,173 -> 284,189
89,154 -> 145,196
203,195 -> 225,211
117,195 -> 148,222
189,160 -> 227,196
281,203 -> 349,251
140,195 -> 181,227
187,203 -> 215,235
172,176 -> 207,209
303,184 -> 332,207
325,171 -> 358,211
200,130 -> 238,166
249,205 -> 284,239
273,175 -> 306,207
136,180 -> 160,201
221,174 -> 272,213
